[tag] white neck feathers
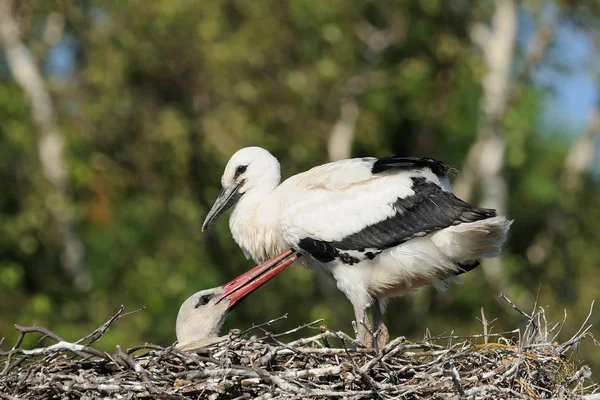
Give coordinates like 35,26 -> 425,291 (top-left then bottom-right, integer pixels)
229,188 -> 286,264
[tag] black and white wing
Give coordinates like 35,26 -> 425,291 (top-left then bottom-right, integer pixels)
280,156 -> 496,265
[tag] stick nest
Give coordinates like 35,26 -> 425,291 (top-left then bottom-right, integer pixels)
1,295 -> 597,399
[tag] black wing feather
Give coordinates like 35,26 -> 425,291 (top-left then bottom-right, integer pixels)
333,177 -> 496,251
371,156 -> 452,178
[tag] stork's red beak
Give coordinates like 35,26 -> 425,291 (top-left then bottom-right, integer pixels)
218,249 -> 300,310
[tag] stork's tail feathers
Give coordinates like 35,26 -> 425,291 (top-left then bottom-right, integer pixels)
431,216 -> 513,261
429,216 -> 512,293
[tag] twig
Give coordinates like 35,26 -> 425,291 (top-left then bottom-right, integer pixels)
77,305 -> 146,346
126,343 -> 165,354
16,341 -> 107,360
428,329 -> 520,341
14,324 -> 64,348
559,301 -> 595,354
480,307 -> 489,345
257,318 -> 323,340
115,346 -> 153,387
330,330 -> 382,398
242,314 -> 289,335
499,293 -> 532,320
359,336 -> 405,373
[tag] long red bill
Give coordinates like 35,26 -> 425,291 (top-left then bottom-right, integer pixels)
218,248 -> 300,310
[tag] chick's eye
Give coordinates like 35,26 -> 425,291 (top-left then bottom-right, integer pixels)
194,294 -> 214,308
234,165 -> 247,179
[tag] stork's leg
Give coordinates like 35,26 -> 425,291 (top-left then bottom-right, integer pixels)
353,304 -> 370,346
371,299 -> 390,348
371,298 -> 384,333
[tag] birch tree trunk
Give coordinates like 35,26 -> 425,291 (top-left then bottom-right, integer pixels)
453,0 -> 516,213
451,0 -> 516,290
327,100 -> 360,161
452,1 -> 559,293
454,1 -> 556,205
0,0 -> 90,291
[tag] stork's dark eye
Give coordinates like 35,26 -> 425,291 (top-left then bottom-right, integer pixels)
194,293 -> 215,308
234,165 -> 247,179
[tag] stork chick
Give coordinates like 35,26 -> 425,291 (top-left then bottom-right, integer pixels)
176,249 -> 298,350
202,147 -> 512,346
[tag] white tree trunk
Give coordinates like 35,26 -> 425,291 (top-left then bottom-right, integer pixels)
454,1 -> 559,293
327,100 -> 359,161
454,0 -> 516,214
0,0 -> 90,291
452,0 -> 517,289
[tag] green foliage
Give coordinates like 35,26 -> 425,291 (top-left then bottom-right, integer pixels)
0,0 -> 598,372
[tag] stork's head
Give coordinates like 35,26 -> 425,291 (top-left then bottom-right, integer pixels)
175,249 -> 298,346
176,287 -> 229,345
202,147 -> 280,232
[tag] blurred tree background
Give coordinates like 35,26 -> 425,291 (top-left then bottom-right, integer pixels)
1,0 -> 599,369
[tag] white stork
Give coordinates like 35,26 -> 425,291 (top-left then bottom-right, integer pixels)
176,249 -> 298,349
202,147 -> 512,345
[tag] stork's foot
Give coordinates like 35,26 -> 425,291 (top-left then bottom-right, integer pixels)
353,320 -> 370,347
353,304 -> 390,349
361,323 -> 390,350
374,323 -> 390,349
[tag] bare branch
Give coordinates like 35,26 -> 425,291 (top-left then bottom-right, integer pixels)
241,314 -> 289,335
500,293 -> 533,320
480,307 -> 490,345
77,305 -> 146,346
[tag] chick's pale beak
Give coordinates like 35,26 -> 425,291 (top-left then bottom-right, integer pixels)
202,183 -> 244,232
218,249 -> 300,310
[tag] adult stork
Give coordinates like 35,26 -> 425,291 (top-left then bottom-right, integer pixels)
176,250 -> 298,349
202,147 -> 512,345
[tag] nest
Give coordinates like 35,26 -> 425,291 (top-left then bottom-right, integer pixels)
1,295 -> 597,399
